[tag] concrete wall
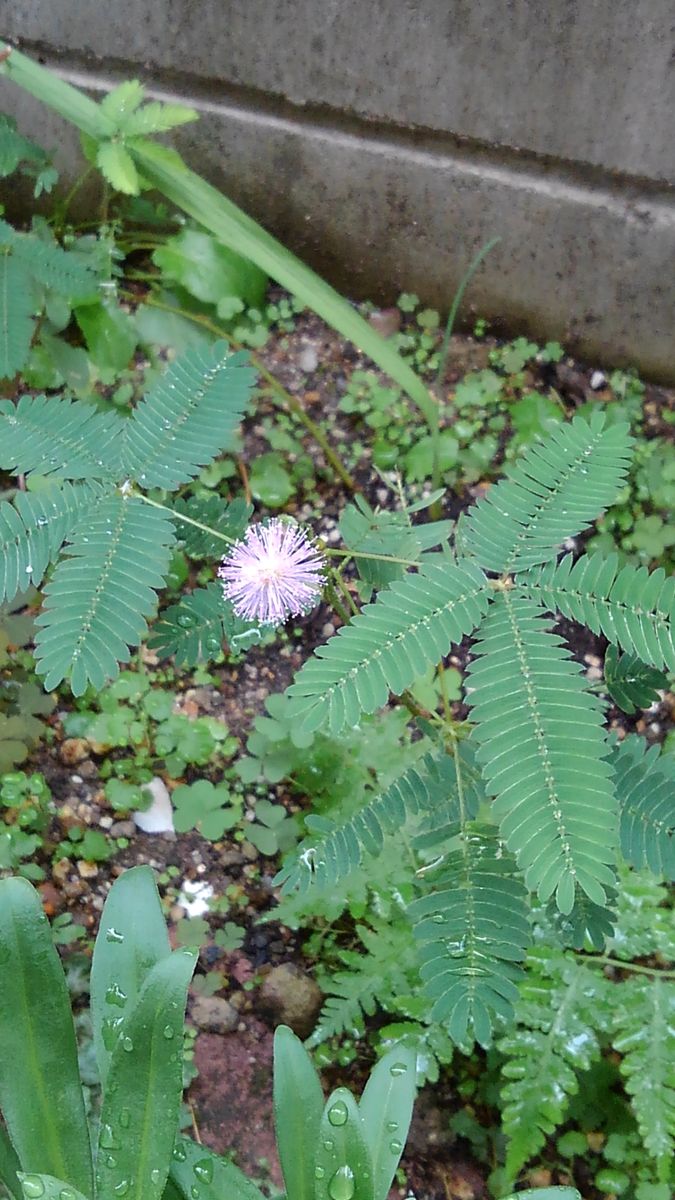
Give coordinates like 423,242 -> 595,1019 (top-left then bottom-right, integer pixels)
1,2 -> 674,379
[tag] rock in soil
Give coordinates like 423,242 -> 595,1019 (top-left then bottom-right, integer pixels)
191,995 -> 240,1035
258,962 -> 323,1038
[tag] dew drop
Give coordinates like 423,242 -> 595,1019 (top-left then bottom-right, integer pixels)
190,1188 -> 199,1200
59,1190 -> 76,1200
119,1108 -> 130,1128
106,1155 -> 117,1168
328,1166 -> 355,1200
193,1159 -> 214,1184
327,1100 -> 348,1127
105,982 -> 127,1008
113,1182 -> 130,1197
315,1167 -> 326,1180
106,927 -> 124,943
150,1169 -> 161,1185
173,1146 -> 187,1163
122,1036 -> 134,1052
21,1179 -> 45,1199
389,1140 -> 403,1154
99,1123 -> 120,1149
386,1121 -> 399,1132
389,1062 -> 407,1077
101,1016 -> 124,1051
431,913 -> 444,924
163,1024 -> 175,1039
323,1139 -> 334,1152
25,564 -> 33,574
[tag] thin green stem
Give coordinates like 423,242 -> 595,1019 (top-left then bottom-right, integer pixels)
322,545 -> 418,567
578,954 -> 675,981
331,569 -> 360,617
323,580 -> 351,626
430,237 -> 500,504
52,164 -> 95,231
119,288 -> 357,492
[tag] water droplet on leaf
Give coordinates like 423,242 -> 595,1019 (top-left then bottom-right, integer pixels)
99,1123 -> 120,1149
389,1062 -> 407,1076
150,1169 -> 161,1185
327,1100 -> 348,1126
389,1140 -> 403,1154
193,1159 -> 214,1184
386,1121 -> 399,1132
113,1181 -> 129,1197
173,1146 -> 187,1162
119,1108 -> 130,1128
122,1036 -> 134,1052
163,1024 -> 175,1039
315,1167 -> 326,1180
328,1166 -> 355,1200
21,1179 -> 45,1199
106,927 -> 124,943
105,982 -> 127,1008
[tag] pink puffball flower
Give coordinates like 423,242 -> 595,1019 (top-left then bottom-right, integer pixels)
218,518 -> 325,627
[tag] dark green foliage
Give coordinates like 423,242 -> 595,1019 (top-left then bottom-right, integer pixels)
0,483 -> 103,603
339,493 -> 452,596
612,738 -> 675,879
467,596 -> 615,913
119,345 -> 255,489
613,978 -> 675,1180
459,411 -> 632,572
520,552 -> 675,673
411,825 -> 530,1047
148,582 -> 262,667
0,396 -> 122,480
603,644 -> 668,714
499,950 -> 605,1177
171,494 -> 252,559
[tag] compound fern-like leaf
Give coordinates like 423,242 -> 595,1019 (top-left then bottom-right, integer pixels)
275,749 -> 478,895
611,737 -> 675,880
467,594 -> 615,913
519,551 -> 675,672
286,559 -> 490,734
148,581 -> 263,666
33,496 -> 175,694
307,922 -> 417,1047
0,394 -> 124,479
0,253 -> 34,378
460,412 -> 632,573
499,949 -> 606,1177
11,234 -> 97,297
612,977 -> 675,1180
410,824 -> 530,1048
603,644 -> 667,714
171,494 -> 252,559
0,482 -> 103,603
120,342 -> 256,489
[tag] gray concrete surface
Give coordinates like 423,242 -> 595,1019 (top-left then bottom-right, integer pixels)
1,3 -> 674,378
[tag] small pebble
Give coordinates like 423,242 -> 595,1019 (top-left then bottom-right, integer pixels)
590,370 -> 606,390
77,860 -> 99,879
298,346 -> 319,373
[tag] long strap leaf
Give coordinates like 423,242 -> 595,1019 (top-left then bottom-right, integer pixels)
0,1124 -> 21,1200
95,950 -> 196,1200
0,878 -> 93,1196
0,43 -> 436,425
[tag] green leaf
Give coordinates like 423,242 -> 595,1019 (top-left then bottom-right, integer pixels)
520,552 -> 675,674
501,1191 -> 581,1200
286,560 -> 490,734
96,950 -> 196,1200
613,977 -> 675,1180
149,582 -> 263,667
612,737 -> 675,880
171,495 -> 251,559
359,1045 -> 416,1200
0,482 -> 104,604
33,495 -> 175,694
273,1026 -> 324,1200
96,140 -> 140,194
0,394 -> 124,479
460,411 -> 633,572
129,140 -> 437,425
171,780 -> 239,839
0,254 -> 35,378
411,825 -> 530,1047
16,1175 -> 90,1200
604,644 -> 667,714
152,228 -> 267,308
74,298 -> 137,372
100,80 -> 145,122
120,342 -> 255,489
0,713 -> 30,771
90,865 -> 172,1086
169,1138 -> 265,1200
0,877 -> 93,1195
11,234 -> 98,299
0,1124 -> 21,1200
249,453 -> 294,507
314,1089 -> 374,1200
467,594 -> 616,912
122,101 -> 198,136
500,951 -> 604,1177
